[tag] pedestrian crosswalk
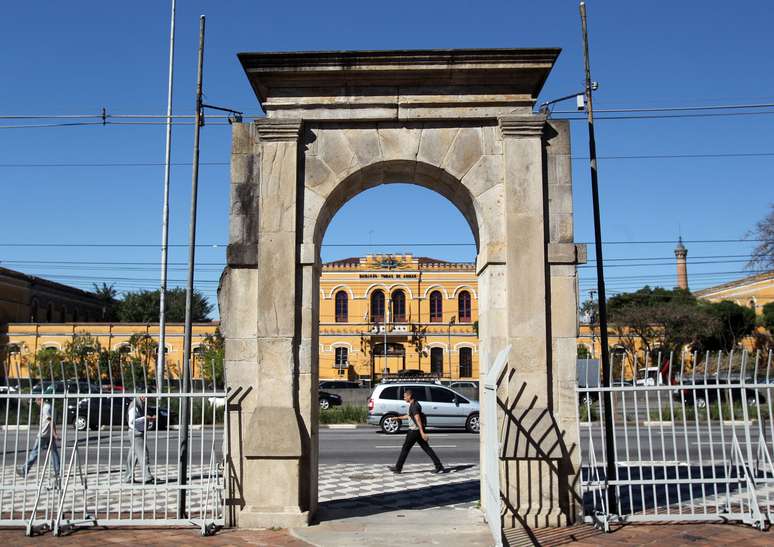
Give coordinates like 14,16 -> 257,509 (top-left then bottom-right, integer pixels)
318,462 -> 480,513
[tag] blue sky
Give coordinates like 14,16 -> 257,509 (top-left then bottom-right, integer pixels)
1,0 -> 772,318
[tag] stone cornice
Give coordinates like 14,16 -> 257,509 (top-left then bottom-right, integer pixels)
498,115 -> 546,139
254,119 -> 302,142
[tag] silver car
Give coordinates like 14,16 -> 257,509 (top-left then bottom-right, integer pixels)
367,382 -> 480,434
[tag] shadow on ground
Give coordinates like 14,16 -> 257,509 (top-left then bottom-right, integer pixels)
316,470 -> 478,522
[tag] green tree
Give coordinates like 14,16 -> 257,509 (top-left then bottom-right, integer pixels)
762,302 -> 774,333
93,282 -> 119,321
198,329 -> 225,387
694,300 -> 756,352
117,288 -> 212,323
607,286 -> 716,356
577,345 -> 592,359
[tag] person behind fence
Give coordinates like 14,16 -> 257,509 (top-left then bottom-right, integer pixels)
17,397 -> 60,479
124,395 -> 156,484
388,389 -> 445,474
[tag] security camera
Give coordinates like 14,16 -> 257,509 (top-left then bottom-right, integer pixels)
576,94 -> 585,111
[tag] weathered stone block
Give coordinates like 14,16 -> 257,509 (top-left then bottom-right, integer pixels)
443,127 -> 483,180
342,127 -> 382,166
378,124 -> 422,160
416,126 -> 459,166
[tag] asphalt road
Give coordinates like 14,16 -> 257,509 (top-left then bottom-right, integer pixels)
319,427 -> 480,464
0,426 -> 481,468
2,423 -> 765,468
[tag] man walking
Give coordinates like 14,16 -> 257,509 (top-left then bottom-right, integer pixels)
124,395 -> 156,484
17,397 -> 60,479
389,389 -> 445,474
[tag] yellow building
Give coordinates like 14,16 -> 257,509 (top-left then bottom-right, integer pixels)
318,254 -> 479,382
3,322 -> 218,380
694,270 -> 774,314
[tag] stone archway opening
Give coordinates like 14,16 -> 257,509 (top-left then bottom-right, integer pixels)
220,49 -> 586,533
315,180 -> 482,517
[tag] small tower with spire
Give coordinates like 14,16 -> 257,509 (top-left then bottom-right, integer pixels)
675,236 -> 688,290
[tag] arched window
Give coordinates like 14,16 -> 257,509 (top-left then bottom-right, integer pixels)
371,290 -> 385,323
46,303 -> 54,323
429,290 -> 443,323
72,308 -> 79,323
458,291 -> 471,323
459,347 -> 473,377
60,305 -> 67,322
430,347 -> 444,375
335,290 -> 348,323
391,290 -> 406,322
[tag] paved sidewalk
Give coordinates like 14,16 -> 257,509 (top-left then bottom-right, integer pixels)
0,527 -> 308,546
506,522 -> 773,546
0,521 -> 772,546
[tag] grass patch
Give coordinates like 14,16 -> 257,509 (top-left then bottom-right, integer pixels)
579,403 -> 599,422
319,405 -> 368,424
648,401 -> 770,422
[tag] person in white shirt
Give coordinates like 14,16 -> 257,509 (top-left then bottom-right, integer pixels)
124,395 -> 156,483
17,397 -> 60,478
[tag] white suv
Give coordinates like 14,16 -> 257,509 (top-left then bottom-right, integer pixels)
367,382 -> 480,434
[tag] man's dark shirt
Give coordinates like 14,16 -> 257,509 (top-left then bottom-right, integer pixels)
409,400 -> 423,430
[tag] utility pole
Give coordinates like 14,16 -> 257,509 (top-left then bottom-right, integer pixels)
178,14 -> 205,520
588,289 -> 597,358
156,0 -> 177,390
580,1 -> 618,516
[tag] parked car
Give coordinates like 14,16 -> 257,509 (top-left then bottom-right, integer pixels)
319,390 -> 342,410
635,367 -> 666,387
67,397 -> 175,431
674,378 -> 766,409
32,380 -> 102,395
319,380 -> 361,390
367,382 -> 480,434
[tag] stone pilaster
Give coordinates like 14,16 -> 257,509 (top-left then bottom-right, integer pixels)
231,118 -> 311,529
497,114 -> 576,528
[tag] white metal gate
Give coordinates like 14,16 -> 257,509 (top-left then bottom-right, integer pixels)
481,345 -> 511,547
578,350 -> 774,531
1,359 -> 231,536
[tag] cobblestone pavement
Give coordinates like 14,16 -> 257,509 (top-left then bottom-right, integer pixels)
318,461 -> 479,507
0,463 -> 219,524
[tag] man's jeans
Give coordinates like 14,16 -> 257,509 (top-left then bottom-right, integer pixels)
395,429 -> 443,471
22,436 -> 60,476
124,433 -> 153,482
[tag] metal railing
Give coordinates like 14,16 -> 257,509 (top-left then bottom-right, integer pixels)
0,358 -> 229,536
481,345 -> 510,547
578,349 -> 774,531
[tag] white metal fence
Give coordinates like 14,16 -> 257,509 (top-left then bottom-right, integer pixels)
0,359 -> 228,536
481,345 -> 510,547
578,350 -> 774,531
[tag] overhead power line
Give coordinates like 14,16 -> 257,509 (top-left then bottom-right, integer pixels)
0,239 -> 763,248
2,152 -> 773,168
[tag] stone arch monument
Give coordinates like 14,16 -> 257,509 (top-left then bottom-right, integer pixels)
219,49 -> 586,531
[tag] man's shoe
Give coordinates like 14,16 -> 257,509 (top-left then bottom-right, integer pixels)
388,466 -> 401,474
144,477 -> 157,484
433,466 -> 447,474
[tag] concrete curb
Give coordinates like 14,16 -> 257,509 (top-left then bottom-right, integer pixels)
321,424 -> 370,429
